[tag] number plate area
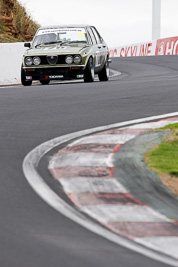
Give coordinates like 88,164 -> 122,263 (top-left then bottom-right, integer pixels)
49,75 -> 63,79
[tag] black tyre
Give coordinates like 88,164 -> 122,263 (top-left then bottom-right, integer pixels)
84,57 -> 95,83
21,65 -> 32,86
40,80 -> 50,85
98,60 -> 109,81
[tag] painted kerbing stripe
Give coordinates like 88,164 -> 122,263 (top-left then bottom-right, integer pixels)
111,144 -> 122,154
80,205 -> 171,224
68,134 -> 136,146
49,152 -> 113,168
59,177 -> 127,193
107,222 -> 178,238
49,115 -> 178,260
23,112 -> 178,267
129,120 -> 178,129
94,128 -> 147,135
50,166 -> 111,179
54,143 -> 118,154
68,192 -> 143,207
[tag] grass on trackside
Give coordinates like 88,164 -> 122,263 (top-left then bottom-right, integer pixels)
145,123 -> 178,196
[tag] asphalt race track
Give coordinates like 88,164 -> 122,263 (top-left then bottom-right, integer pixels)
0,56 -> 178,267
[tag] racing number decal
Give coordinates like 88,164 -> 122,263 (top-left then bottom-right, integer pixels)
95,51 -> 103,67
95,51 -> 100,67
78,33 -> 85,38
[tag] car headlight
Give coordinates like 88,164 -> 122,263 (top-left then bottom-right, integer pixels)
33,56 -> 41,65
25,57 -> 33,66
74,55 -> 81,64
65,56 -> 73,64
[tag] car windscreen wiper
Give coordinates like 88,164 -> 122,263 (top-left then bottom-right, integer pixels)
59,41 -> 71,46
43,41 -> 62,45
60,40 -> 87,46
35,41 -> 62,48
35,43 -> 45,48
69,40 -> 87,44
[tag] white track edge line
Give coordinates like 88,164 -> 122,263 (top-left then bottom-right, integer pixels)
0,69 -> 121,88
22,112 -> 178,267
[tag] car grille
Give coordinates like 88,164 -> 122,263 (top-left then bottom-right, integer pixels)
46,55 -> 58,65
40,55 -> 67,65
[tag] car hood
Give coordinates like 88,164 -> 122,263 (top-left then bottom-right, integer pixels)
25,44 -> 89,56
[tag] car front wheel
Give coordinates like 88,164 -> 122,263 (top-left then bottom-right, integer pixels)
98,60 -> 109,81
84,57 -> 95,83
21,65 -> 32,86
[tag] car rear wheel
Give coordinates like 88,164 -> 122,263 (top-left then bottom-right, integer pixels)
84,57 -> 95,83
21,65 -> 32,86
98,60 -> 109,81
40,80 -> 50,85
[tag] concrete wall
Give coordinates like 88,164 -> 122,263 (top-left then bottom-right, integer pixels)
0,43 -> 27,85
1,35 -> 178,85
109,36 -> 178,58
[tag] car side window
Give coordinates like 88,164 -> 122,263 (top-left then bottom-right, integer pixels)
91,27 -> 101,44
87,28 -> 97,45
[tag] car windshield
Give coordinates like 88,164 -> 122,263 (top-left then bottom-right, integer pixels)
32,27 -> 88,47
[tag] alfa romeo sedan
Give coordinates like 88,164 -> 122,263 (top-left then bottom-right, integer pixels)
21,24 -> 111,86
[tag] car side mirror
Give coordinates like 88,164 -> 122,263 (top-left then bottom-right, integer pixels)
24,42 -> 31,48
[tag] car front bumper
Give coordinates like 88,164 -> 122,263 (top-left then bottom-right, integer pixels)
23,65 -> 85,81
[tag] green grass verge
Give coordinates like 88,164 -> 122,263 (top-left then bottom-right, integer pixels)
160,123 -> 178,130
146,123 -> 178,177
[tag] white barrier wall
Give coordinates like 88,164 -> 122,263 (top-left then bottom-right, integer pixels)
109,36 -> 178,57
1,35 -> 178,85
0,43 -> 27,85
